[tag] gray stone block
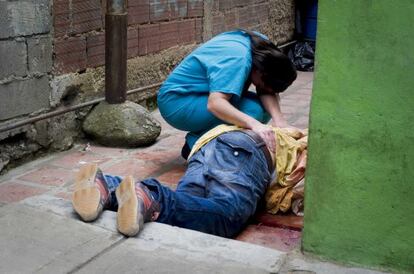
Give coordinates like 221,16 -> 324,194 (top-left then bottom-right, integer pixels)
77,239 -> 269,274
0,204 -> 122,274
280,252 -> 389,274
28,35 -> 53,74
0,39 -> 27,79
0,0 -> 51,39
0,76 -> 50,121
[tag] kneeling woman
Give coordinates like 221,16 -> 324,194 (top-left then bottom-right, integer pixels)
157,30 -> 297,158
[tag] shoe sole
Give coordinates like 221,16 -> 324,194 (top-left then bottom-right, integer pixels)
116,176 -> 143,237
72,163 -> 102,222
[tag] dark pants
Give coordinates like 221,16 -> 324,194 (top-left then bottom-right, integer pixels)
104,131 -> 272,238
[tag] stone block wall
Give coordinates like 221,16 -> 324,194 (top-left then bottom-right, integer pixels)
0,0 -> 295,173
0,0 -> 54,172
0,0 -> 52,122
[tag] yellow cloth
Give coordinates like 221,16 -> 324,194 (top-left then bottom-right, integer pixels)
188,124 -> 241,159
188,124 -> 308,215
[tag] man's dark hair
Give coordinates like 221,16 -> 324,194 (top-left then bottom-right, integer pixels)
243,30 -> 297,93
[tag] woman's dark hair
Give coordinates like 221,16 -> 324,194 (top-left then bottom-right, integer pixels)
243,30 -> 297,93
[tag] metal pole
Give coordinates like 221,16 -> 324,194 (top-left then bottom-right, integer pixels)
105,0 -> 128,104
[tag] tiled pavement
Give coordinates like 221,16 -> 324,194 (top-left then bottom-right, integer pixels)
0,71 -> 313,253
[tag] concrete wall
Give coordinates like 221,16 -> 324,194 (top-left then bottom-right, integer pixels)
0,0 -> 295,173
0,0 -> 52,121
0,0 -> 53,172
303,1 -> 414,272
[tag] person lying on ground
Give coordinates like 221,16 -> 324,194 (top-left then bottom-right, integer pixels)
72,126 -> 306,238
157,29 -> 298,159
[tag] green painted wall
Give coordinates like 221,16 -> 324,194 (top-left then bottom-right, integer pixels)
303,1 -> 414,272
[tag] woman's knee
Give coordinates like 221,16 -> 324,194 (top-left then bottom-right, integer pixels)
158,92 -> 220,132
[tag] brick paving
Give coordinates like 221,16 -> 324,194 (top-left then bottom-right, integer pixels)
236,225 -> 302,252
0,71 -> 313,252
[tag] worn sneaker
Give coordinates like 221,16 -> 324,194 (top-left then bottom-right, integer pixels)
72,163 -> 110,222
116,176 -> 160,237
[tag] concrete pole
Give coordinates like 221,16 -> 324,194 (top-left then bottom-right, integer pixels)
105,0 -> 128,104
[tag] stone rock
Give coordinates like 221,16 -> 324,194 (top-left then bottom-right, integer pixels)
47,111 -> 80,151
82,101 -> 161,147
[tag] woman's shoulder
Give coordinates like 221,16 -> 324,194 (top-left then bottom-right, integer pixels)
196,31 -> 251,57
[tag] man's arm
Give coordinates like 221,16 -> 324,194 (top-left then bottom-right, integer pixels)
207,92 -> 276,152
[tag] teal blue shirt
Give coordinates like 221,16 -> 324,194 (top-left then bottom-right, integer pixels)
159,30 -> 254,99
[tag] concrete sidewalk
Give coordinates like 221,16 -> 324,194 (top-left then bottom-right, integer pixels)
0,72 -> 389,273
0,202 -> 281,273
0,197 -> 387,274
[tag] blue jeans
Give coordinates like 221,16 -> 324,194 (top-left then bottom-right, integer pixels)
104,131 -> 272,238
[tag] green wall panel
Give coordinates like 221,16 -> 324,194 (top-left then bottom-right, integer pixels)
303,0 -> 414,272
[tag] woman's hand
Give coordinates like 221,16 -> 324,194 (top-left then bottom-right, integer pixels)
251,122 -> 276,153
207,92 -> 277,152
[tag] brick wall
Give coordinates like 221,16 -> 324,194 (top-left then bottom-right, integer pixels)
0,0 -> 295,173
53,0 -> 204,75
52,0 -> 295,76
208,0 -> 295,43
210,0 -> 270,36
0,0 -> 295,122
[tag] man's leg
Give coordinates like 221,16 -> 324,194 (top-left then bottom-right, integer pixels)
119,132 -> 271,238
174,154 -> 209,197
115,176 -> 160,236
72,164 -> 122,221
140,177 -> 246,237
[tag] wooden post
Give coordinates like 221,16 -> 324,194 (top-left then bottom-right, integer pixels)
105,0 -> 128,104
